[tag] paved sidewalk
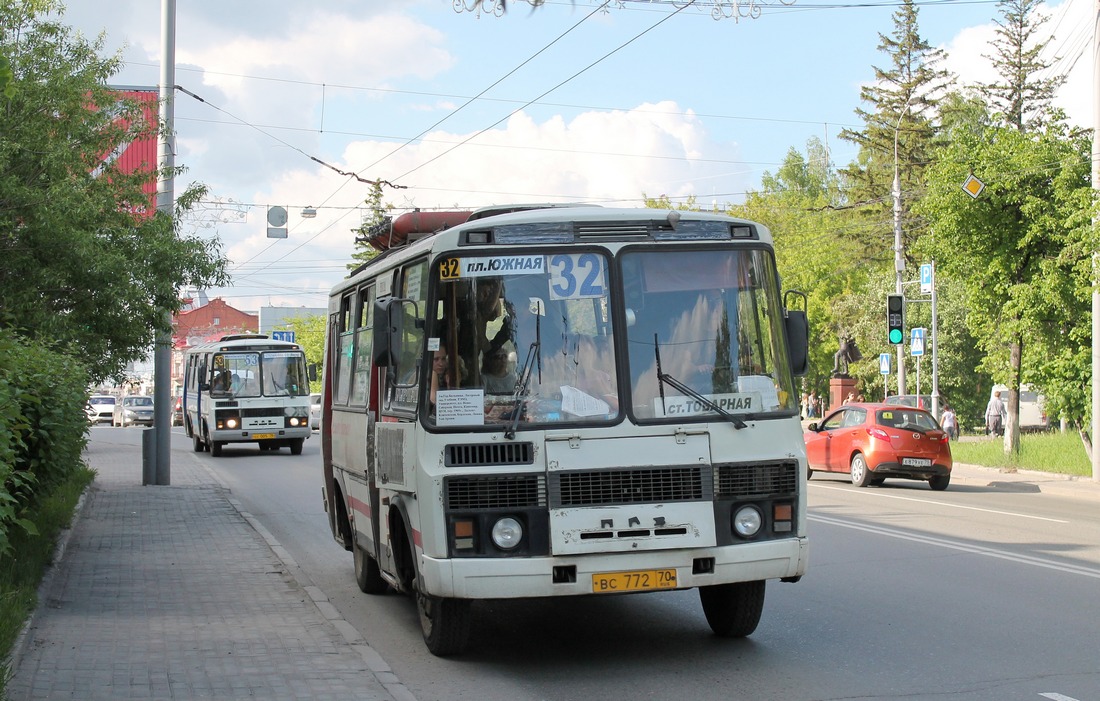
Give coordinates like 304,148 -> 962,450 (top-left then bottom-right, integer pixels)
6,434 -> 412,701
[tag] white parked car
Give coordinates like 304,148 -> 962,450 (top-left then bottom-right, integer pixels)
310,393 -> 322,430
86,394 -> 116,424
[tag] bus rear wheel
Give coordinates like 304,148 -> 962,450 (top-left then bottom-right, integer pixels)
417,590 -> 471,656
353,534 -> 389,595
192,429 -> 204,452
699,580 -> 766,638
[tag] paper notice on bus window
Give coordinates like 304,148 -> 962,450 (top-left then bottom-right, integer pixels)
436,389 -> 485,426
738,375 -> 780,410
561,386 -> 610,417
654,393 -> 759,418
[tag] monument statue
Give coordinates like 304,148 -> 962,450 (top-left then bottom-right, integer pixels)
832,336 -> 862,377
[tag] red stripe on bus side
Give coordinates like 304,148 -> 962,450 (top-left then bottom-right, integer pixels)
347,495 -> 372,519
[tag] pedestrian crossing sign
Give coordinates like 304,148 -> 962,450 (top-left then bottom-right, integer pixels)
910,328 -> 925,356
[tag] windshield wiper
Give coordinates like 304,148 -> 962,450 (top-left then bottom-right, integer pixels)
654,334 -> 747,430
506,339 -> 541,439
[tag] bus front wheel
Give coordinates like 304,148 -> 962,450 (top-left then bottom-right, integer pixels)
699,580 -> 765,638
211,441 -> 223,457
417,590 -> 471,657
290,438 -> 304,456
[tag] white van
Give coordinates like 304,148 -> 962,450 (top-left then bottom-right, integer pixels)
990,384 -> 1049,431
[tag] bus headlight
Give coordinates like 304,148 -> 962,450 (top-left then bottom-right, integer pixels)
732,506 -> 763,538
491,517 -> 523,550
225,417 -> 239,429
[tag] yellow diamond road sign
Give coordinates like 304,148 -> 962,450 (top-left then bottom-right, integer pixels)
962,174 -> 985,198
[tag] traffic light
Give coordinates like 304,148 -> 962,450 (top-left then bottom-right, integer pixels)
887,294 -> 905,344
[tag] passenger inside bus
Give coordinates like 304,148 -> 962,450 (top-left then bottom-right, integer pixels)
481,346 -> 517,395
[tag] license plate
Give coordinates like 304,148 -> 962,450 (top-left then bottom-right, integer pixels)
902,457 -> 932,467
252,433 -> 276,440
592,568 -> 677,594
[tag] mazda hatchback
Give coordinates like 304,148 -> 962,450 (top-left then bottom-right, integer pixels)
804,402 -> 952,490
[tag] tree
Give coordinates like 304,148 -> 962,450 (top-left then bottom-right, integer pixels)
348,181 -> 391,272
914,119 -> 1092,453
978,0 -> 1066,134
0,1 -> 229,382
732,139 -> 869,403
279,313 -> 326,382
838,0 -> 950,270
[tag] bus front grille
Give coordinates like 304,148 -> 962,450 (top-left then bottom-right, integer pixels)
714,460 -> 798,498
445,442 -> 534,467
445,474 -> 547,510
551,466 -> 707,507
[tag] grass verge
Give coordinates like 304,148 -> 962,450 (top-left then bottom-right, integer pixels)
0,466 -> 95,694
952,430 -> 1091,476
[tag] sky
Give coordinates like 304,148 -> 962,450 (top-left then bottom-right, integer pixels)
56,0 -> 1093,313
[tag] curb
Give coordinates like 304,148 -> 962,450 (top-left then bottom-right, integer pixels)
193,456 -> 419,701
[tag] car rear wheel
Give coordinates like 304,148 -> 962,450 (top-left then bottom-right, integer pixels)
699,580 -> 766,638
850,453 -> 873,487
929,474 -> 950,491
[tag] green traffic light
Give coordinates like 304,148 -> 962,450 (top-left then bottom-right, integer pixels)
889,329 -> 903,344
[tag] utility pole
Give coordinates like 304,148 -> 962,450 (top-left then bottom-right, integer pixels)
1092,0 -> 1099,481
153,0 -> 176,485
893,94 -> 915,397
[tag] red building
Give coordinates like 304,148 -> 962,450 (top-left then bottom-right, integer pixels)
170,298 -> 258,392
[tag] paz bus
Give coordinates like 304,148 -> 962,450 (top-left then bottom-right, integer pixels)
182,334 -> 312,456
320,205 -> 810,655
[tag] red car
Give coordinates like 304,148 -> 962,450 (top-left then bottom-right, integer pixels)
804,402 -> 952,490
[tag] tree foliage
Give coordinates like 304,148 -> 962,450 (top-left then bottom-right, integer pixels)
978,0 -> 1066,133
0,1 -> 229,382
914,119 -> 1093,438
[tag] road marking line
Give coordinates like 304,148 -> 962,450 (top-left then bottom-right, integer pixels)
810,483 -> 1069,523
1039,694 -> 1081,701
808,514 -> 1100,579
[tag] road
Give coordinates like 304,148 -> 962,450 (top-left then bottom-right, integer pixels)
134,427 -> 1100,701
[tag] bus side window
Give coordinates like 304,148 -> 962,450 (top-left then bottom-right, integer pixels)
350,285 -> 376,406
334,292 -> 355,405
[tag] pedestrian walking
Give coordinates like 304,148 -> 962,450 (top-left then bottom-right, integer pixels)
940,405 -> 958,440
985,390 -> 1006,437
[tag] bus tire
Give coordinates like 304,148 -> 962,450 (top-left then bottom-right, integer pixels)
353,534 -> 389,595
699,580 -> 765,638
290,438 -> 304,456
192,431 -> 204,452
417,591 -> 472,657
211,440 -> 223,457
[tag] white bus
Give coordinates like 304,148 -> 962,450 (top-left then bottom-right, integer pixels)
320,205 -> 810,655
182,334 -> 312,456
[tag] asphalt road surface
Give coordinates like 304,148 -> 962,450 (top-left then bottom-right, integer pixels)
115,426 -> 1100,701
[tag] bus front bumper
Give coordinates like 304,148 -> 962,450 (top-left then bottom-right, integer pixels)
418,536 -> 807,599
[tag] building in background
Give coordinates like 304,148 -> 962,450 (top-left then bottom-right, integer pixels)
170,297 -> 258,393
259,306 -> 325,336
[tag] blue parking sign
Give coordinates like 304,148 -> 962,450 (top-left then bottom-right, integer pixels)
920,263 -> 933,294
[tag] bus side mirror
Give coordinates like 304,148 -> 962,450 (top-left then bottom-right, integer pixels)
308,363 -> 318,382
373,297 -> 403,367
784,290 -> 809,377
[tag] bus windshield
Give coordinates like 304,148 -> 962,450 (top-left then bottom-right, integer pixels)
211,350 -> 309,398
429,251 -> 618,429
621,248 -> 797,420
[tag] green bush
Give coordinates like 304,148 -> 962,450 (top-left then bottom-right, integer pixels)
0,329 -> 90,555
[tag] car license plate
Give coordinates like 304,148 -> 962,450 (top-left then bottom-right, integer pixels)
902,457 -> 932,467
252,433 -> 276,440
592,568 -> 677,594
